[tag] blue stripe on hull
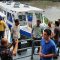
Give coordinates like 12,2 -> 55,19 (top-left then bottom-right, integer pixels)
7,22 -> 12,28
20,30 -> 31,38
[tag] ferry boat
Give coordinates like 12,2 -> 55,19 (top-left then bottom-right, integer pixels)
0,1 -> 44,38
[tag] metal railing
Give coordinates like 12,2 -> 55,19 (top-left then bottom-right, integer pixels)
13,39 -> 41,60
13,38 -> 60,60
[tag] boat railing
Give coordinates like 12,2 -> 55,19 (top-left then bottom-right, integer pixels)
14,39 -> 41,60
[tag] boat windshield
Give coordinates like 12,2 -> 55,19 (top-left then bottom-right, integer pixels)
18,15 -> 27,26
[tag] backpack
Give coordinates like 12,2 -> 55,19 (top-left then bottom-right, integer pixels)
0,46 -> 13,60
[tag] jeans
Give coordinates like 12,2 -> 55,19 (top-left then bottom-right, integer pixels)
32,38 -> 42,54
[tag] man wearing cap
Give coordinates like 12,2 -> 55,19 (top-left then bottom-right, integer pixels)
0,16 -> 6,41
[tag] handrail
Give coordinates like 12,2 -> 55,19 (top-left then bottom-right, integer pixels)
18,39 -> 41,42
18,47 -> 32,51
13,39 -> 41,60
14,39 -> 59,60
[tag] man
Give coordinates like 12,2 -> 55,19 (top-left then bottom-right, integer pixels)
58,19 -> 60,27
0,16 -> 6,40
0,38 -> 18,60
32,20 -> 42,53
58,19 -> 60,44
47,22 -> 54,39
54,21 -> 60,46
11,19 -> 21,55
39,29 -> 57,60
11,19 -> 20,41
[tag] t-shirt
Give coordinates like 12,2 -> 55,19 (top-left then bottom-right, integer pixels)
40,38 -> 57,60
32,25 -> 42,38
11,25 -> 20,40
0,20 -> 6,31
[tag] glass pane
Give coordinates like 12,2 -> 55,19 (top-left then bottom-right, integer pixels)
4,11 -> 6,15
35,13 -> 43,22
18,15 -> 27,26
27,13 -> 33,21
18,15 -> 26,21
7,12 -> 13,22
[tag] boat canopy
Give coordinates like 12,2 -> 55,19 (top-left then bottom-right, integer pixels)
0,2 -> 43,13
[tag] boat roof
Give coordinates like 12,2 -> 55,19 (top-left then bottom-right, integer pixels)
0,2 -> 43,13
0,12 -> 6,17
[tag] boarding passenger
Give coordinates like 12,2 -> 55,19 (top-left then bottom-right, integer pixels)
47,22 -> 54,38
53,21 -> 60,47
58,19 -> 60,46
32,20 -> 42,53
0,16 -> 6,41
39,29 -> 57,60
11,19 -> 21,55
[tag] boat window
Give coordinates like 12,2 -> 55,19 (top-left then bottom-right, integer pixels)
24,4 -> 29,8
6,1 -> 11,5
4,11 -> 6,15
12,14 -> 14,21
14,2 -> 20,8
18,15 -> 27,26
18,15 -> 26,21
35,13 -> 43,22
27,13 -> 33,21
7,12 -> 13,22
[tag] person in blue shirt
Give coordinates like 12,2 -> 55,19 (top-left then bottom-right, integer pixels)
39,29 -> 57,60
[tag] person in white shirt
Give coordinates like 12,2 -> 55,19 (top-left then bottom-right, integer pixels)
11,19 -> 21,55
